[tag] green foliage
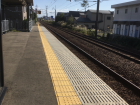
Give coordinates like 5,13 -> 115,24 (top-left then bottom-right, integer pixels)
24,19 -> 28,21
12,28 -> 21,32
102,33 -> 105,37
33,13 -> 37,23
55,13 -> 65,23
87,29 -> 95,36
81,0 -> 89,11
101,34 -> 140,51
67,15 -> 74,27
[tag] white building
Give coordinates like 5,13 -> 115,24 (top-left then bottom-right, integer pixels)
111,0 -> 140,38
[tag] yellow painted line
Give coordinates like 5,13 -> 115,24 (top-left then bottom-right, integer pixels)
38,24 -> 82,105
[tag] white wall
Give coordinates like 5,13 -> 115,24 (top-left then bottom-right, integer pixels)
114,4 -> 140,21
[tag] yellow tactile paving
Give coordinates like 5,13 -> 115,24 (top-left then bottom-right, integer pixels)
38,24 -> 82,105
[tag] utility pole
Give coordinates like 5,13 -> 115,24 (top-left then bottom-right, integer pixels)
46,6 -> 48,21
55,6 -> 56,21
95,0 -> 100,38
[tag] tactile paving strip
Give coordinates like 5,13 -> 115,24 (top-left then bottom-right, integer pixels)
38,24 -> 82,105
40,26 -> 129,105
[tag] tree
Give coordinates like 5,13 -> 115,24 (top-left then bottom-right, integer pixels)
55,13 -> 65,23
67,15 -> 74,28
81,0 -> 89,12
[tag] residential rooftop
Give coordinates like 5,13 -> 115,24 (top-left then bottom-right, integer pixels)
111,0 -> 140,8
69,11 -> 85,17
87,9 -> 112,14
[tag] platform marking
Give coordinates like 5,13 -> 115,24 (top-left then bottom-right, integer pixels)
38,24 -> 82,105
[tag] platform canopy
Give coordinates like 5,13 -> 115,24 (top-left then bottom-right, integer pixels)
2,0 -> 33,6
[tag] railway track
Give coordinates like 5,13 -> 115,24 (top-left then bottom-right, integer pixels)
40,21 -> 140,104
48,24 -> 140,63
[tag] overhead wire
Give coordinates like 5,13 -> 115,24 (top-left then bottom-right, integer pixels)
57,1 -> 75,10
48,0 -> 57,9
79,0 -> 106,11
59,2 -> 81,11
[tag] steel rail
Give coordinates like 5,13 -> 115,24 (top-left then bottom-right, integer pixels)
41,22 -> 140,95
49,24 -> 140,62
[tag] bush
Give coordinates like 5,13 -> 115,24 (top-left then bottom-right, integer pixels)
102,33 -> 105,37
102,34 -> 140,50
107,33 -> 110,39
87,29 -> 95,36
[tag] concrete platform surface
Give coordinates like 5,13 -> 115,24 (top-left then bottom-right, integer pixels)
1,25 -> 57,105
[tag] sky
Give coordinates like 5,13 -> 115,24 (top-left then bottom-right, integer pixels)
32,0 -> 137,18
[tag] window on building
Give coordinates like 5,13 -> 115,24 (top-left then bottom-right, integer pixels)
135,8 -> 138,13
125,9 -> 128,14
107,17 -> 111,20
117,10 -> 119,14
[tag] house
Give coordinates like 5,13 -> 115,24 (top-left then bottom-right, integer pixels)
74,10 -> 113,31
74,12 -> 100,29
1,0 -> 34,32
111,0 -> 140,38
57,12 -> 69,21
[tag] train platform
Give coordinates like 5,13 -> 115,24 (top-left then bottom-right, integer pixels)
1,22 -> 128,105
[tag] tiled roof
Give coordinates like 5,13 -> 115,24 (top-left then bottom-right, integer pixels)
69,11 -> 85,17
88,9 -> 112,14
75,17 -> 103,23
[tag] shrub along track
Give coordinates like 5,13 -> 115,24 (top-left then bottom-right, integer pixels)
40,22 -> 140,104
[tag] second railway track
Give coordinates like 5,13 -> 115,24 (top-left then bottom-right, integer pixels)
40,21 -> 140,104
51,24 -> 140,63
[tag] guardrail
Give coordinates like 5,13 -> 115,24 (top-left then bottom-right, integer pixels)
1,20 -> 9,33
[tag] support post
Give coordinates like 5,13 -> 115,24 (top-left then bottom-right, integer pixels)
0,0 -> 4,87
27,4 -> 30,31
95,0 -> 100,38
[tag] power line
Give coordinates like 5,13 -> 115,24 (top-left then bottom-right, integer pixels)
57,1 -> 74,10
79,0 -> 105,11
59,2 -> 80,11
49,0 -> 58,9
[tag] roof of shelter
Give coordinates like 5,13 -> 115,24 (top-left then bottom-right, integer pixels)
2,0 -> 33,6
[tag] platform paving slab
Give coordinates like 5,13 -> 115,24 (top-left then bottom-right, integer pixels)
1,26 -> 57,105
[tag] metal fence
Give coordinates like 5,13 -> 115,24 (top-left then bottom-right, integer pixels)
1,20 -> 35,33
1,20 -> 9,33
29,20 -> 35,31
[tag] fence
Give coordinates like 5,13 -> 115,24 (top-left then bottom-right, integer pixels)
1,20 -> 35,33
1,20 -> 9,33
29,20 -> 35,31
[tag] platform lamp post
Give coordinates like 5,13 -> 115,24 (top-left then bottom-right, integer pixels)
0,0 -> 4,87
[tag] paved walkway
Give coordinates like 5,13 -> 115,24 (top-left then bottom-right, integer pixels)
2,24 -> 57,105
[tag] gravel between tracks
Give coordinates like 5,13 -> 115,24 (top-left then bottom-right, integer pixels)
42,23 -> 140,104
49,24 -> 140,87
